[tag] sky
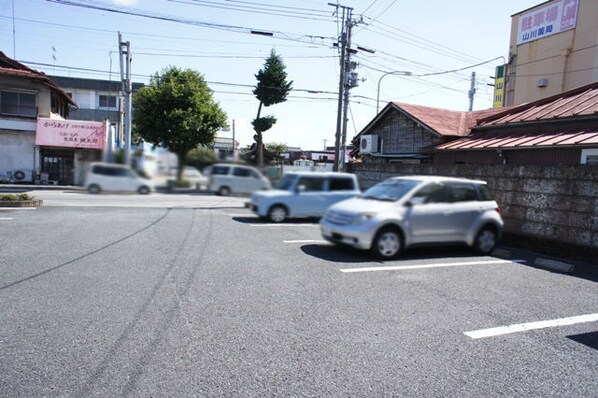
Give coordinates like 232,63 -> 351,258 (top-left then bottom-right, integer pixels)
0,0 -> 543,151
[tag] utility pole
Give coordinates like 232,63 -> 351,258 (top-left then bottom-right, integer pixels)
468,71 -> 476,111
118,32 -> 132,165
330,3 -> 359,172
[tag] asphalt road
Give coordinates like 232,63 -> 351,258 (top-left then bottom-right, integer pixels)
1,194 -> 597,397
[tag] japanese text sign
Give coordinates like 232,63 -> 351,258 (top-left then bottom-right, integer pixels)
36,118 -> 105,149
517,0 -> 578,45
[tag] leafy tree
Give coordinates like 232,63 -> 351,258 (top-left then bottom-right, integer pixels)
252,49 -> 293,166
133,66 -> 227,180
265,142 -> 288,157
185,147 -> 217,171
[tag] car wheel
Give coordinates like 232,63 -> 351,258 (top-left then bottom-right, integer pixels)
88,184 -> 101,194
218,186 -> 231,196
473,226 -> 498,254
268,205 -> 287,223
371,227 -> 402,259
138,186 -> 150,195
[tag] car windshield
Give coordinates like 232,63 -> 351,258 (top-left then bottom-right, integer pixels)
275,174 -> 298,190
360,178 -> 421,201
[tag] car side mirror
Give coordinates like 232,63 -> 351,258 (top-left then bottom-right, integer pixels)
297,185 -> 306,193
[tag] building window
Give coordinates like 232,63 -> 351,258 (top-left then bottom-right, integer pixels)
581,149 -> 598,164
99,94 -> 117,109
0,90 -> 37,117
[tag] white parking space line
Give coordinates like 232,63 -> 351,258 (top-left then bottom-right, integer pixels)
464,313 -> 598,339
283,240 -> 328,244
0,207 -> 37,211
0,217 -> 13,220
340,259 -> 511,273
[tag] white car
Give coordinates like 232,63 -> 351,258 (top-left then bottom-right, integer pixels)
85,162 -> 153,194
320,175 -> 504,259
181,166 -> 208,190
208,163 -> 271,196
250,171 -> 360,223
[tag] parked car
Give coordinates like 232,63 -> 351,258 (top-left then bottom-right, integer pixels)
85,162 -> 153,194
208,163 -> 271,196
320,175 -> 503,259
182,166 -> 208,189
249,171 -> 360,223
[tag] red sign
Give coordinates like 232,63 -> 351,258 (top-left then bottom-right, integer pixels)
36,118 -> 105,149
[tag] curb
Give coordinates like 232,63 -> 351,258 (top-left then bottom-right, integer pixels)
534,257 -> 575,273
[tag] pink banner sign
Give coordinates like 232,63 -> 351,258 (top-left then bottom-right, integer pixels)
36,118 -> 105,149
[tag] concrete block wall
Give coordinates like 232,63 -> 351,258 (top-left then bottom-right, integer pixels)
348,161 -> 598,254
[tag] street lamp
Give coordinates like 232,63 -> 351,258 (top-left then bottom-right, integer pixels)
376,70 -> 412,114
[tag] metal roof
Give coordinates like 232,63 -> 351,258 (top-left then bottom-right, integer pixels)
436,127 -> 598,151
477,81 -> 598,127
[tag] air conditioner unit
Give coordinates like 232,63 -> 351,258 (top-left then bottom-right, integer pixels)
360,135 -> 379,154
11,170 -> 33,183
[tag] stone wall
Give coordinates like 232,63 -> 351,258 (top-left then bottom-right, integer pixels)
348,160 -> 598,257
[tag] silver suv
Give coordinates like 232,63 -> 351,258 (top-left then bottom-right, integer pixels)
320,175 -> 503,259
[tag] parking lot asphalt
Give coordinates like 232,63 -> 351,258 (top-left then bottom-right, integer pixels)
1,206 -> 596,396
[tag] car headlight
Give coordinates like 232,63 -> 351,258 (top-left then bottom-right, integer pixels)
351,212 -> 376,225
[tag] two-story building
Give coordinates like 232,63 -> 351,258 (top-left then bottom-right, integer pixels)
0,52 -> 80,184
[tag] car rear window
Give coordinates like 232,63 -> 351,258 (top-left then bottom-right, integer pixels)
211,166 -> 230,175
329,177 -> 355,191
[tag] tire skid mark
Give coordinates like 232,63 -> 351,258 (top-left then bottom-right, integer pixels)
77,210 -> 212,396
121,210 -> 214,395
0,209 -> 172,292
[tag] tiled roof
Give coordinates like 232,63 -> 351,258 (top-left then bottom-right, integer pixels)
0,52 -> 77,108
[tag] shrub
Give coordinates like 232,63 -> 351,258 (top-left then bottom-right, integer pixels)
0,193 -> 34,201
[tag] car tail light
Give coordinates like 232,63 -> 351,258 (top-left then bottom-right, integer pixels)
496,207 -> 502,216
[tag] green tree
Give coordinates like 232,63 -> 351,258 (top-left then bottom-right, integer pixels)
133,66 -> 227,180
252,49 -> 293,167
185,147 -> 217,171
265,142 -> 288,157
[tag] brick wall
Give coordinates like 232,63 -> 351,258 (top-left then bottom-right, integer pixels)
348,160 -> 598,256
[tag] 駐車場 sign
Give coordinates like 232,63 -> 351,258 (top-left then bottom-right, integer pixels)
517,0 -> 578,45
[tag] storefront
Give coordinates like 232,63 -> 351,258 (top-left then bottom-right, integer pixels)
35,118 -> 105,185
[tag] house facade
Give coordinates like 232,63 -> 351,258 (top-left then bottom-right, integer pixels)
47,75 -> 144,150
0,52 -> 92,185
353,102 -> 506,163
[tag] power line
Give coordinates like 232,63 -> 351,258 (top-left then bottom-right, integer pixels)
20,60 -> 339,95
367,0 -> 399,26
43,0 -> 335,46
0,15 -> 325,49
168,0 -> 333,22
